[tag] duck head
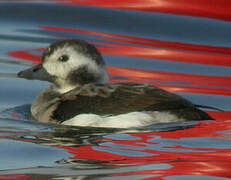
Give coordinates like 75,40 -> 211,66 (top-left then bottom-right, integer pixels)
18,40 -> 109,93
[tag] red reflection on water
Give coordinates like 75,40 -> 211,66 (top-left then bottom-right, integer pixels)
9,25 -> 231,179
0,175 -> 29,179
112,162 -> 231,179
9,26 -> 231,96
109,66 -> 231,96
50,0 -> 231,22
9,48 -> 231,96
58,119 -> 231,179
42,26 -> 231,67
9,51 -> 41,64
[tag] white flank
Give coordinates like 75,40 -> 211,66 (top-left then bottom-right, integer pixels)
61,111 -> 184,128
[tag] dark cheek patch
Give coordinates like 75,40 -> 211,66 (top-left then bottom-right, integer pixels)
67,66 -> 99,85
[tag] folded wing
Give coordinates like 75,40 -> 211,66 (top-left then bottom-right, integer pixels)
51,83 -> 212,122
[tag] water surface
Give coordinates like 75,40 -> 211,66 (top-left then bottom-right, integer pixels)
0,1 -> 231,179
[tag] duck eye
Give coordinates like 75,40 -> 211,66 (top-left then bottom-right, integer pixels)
58,55 -> 69,62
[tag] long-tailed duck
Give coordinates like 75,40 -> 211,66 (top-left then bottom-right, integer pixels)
17,40 -> 212,128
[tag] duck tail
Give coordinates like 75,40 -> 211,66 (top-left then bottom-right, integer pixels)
194,104 -> 224,112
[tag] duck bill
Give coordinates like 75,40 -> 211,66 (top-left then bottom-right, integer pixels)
17,64 -> 53,82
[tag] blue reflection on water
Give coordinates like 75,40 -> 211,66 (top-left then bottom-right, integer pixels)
0,139 -> 71,170
0,1 -> 231,179
1,3 -> 231,47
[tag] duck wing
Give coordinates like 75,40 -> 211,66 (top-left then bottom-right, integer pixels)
52,83 -> 212,122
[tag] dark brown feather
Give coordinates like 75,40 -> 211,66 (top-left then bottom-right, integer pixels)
51,83 -> 212,123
